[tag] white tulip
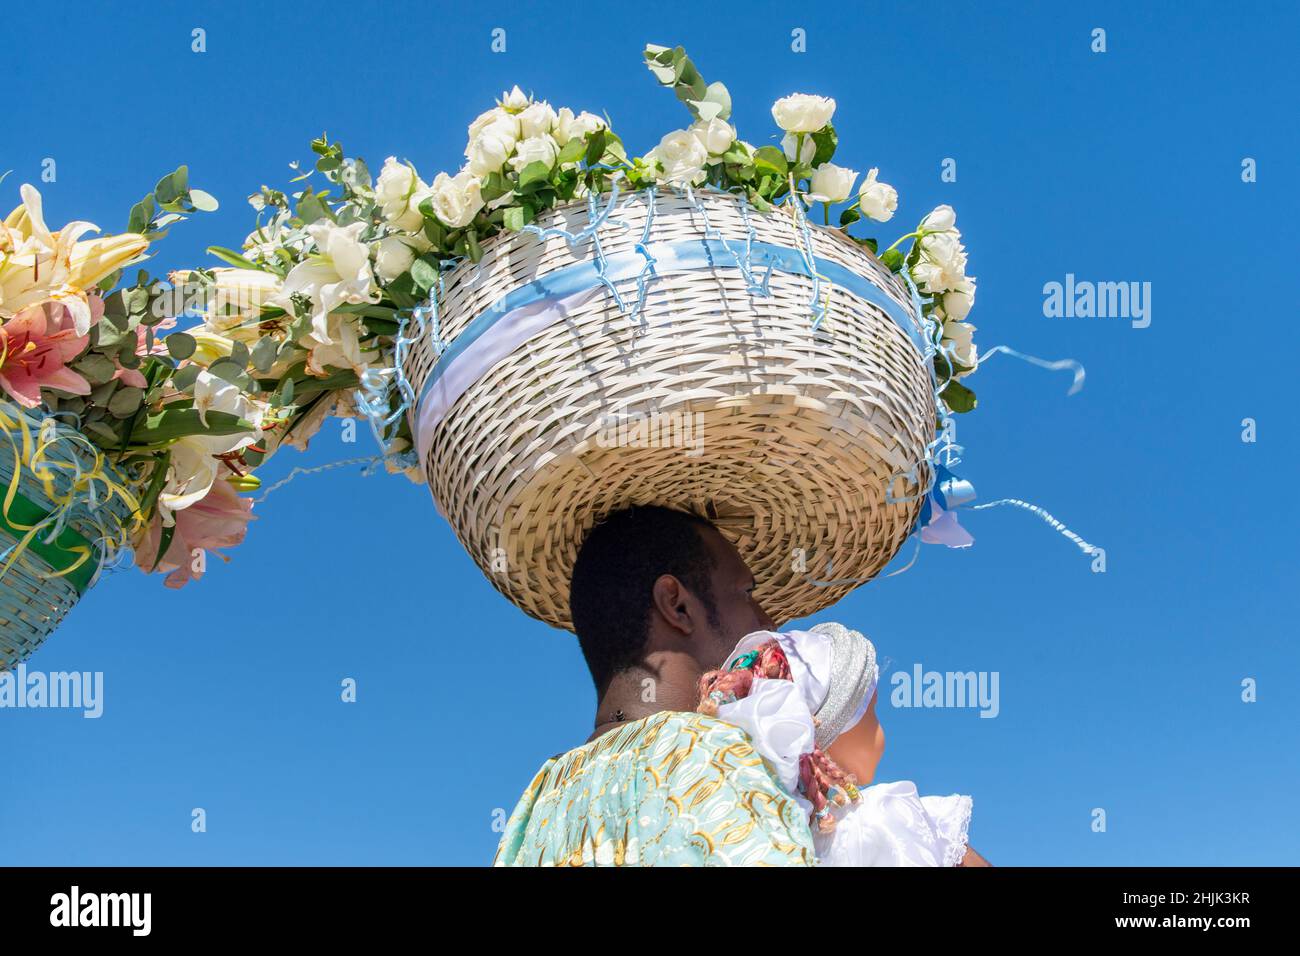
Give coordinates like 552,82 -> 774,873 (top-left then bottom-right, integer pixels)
780,132 -> 816,165
429,169 -> 485,228
771,93 -> 836,133
920,204 -> 957,234
375,157 -> 429,232
857,168 -> 898,222
806,163 -> 858,203
690,118 -> 735,155
646,129 -> 709,186
374,235 -> 418,282
517,101 -> 557,139
509,134 -> 559,173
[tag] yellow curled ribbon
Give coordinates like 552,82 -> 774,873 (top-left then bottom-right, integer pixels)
0,402 -> 144,593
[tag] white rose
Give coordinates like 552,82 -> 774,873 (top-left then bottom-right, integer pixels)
941,319 -> 978,373
509,134 -> 559,173
690,118 -> 735,155
466,122 -> 516,177
771,93 -> 836,133
517,101 -> 557,139
374,235 -> 418,282
553,108 -> 606,146
375,157 -> 428,232
780,132 -> 816,165
647,129 -> 709,186
942,277 -> 976,322
500,85 -> 530,112
468,106 -> 516,142
857,167 -> 898,222
912,232 -> 969,295
920,204 -> 957,234
429,170 -> 485,228
806,163 -> 857,203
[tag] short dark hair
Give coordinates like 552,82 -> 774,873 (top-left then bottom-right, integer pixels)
569,505 -> 720,690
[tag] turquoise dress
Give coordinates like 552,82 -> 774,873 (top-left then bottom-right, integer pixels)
494,710 -> 816,866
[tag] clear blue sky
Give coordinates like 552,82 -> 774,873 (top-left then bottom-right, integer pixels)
4,0 -> 1297,865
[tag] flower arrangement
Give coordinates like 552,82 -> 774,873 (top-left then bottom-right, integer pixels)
0,171 -> 278,591
0,40 -> 985,614
180,43 -> 981,482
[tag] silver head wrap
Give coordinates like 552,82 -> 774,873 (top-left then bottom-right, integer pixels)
808,622 -> 879,749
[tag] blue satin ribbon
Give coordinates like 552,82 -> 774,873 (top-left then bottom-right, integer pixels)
413,237 -> 924,416
916,462 -> 976,532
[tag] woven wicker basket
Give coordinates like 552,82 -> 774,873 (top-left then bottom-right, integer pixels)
0,417 -> 135,671
403,188 -> 936,631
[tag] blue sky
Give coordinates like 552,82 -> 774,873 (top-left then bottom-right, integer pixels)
3,0 -> 1297,865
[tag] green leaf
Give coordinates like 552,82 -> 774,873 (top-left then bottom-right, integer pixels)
410,258 -> 438,295
465,229 -> 483,263
479,171 -> 512,202
165,332 -> 196,360
150,523 -> 176,574
251,335 -> 279,373
747,190 -> 772,213
228,340 -> 250,368
517,161 -> 551,190
503,206 -> 528,232
881,249 -> 904,273
207,357 -> 249,386
75,354 -> 117,386
137,450 -> 172,519
557,137 -> 587,166
753,146 -> 788,178
154,166 -> 188,205
296,187 -> 334,224
940,380 -> 978,413
81,420 -> 122,447
127,195 -> 155,234
130,408 -> 258,445
811,125 -> 838,166
839,207 -> 862,228
584,130 -> 608,168
108,386 -> 145,419
206,246 -> 260,270
189,189 -> 220,212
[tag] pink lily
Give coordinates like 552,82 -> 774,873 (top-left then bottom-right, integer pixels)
0,299 -> 92,407
132,476 -> 255,588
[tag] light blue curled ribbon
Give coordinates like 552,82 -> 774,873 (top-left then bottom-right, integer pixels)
412,237 -> 926,427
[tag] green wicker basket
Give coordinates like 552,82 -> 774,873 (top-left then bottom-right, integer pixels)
0,409 -> 137,671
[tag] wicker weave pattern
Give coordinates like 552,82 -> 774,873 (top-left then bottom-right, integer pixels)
404,189 -> 935,631
0,434 -> 134,671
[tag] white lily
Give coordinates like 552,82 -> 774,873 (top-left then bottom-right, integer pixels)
272,220 -> 378,347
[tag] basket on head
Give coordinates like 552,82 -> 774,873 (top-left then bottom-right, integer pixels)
0,409 -> 137,670
403,188 -> 936,631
